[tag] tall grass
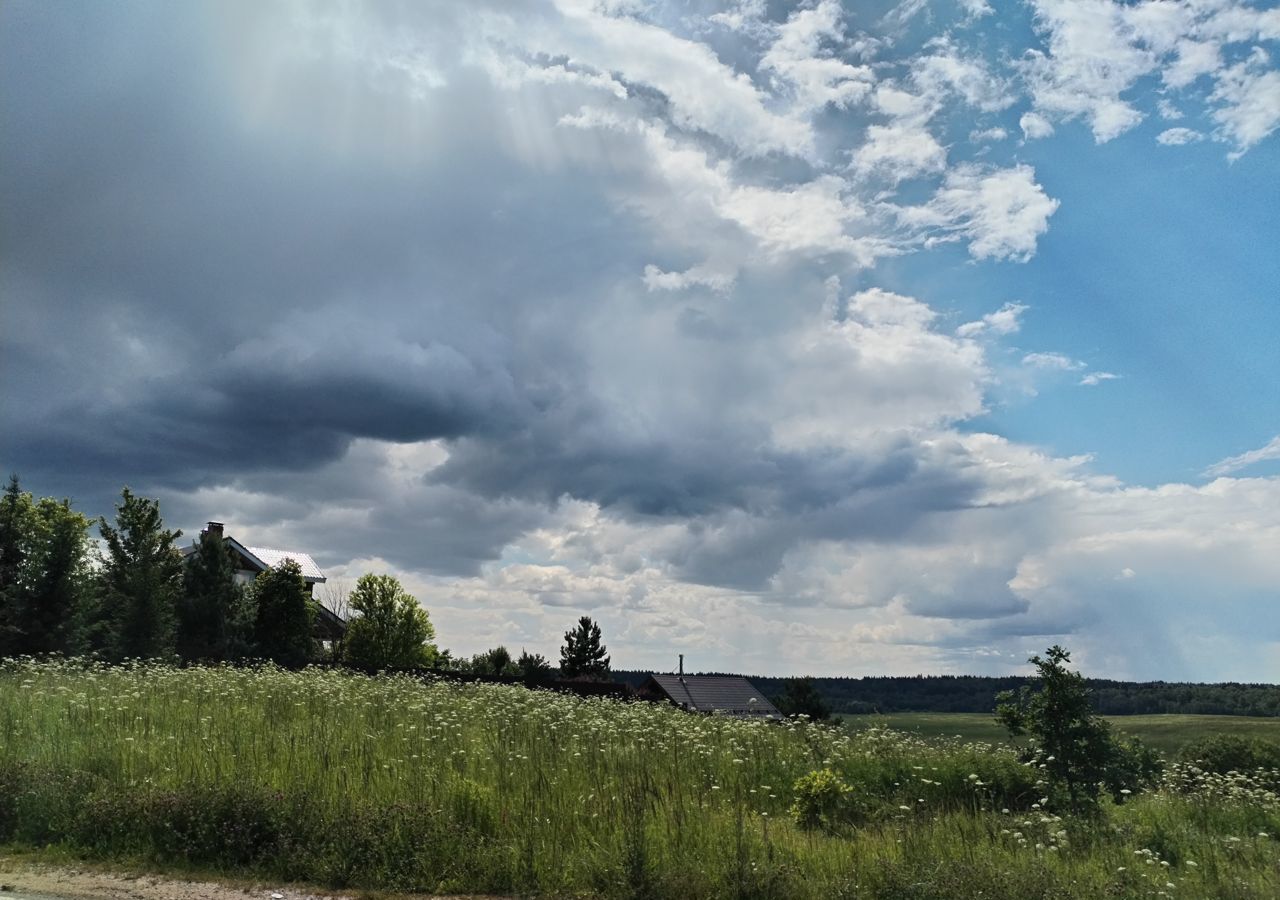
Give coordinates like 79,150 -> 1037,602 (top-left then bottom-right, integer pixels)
1,658 -> 1277,898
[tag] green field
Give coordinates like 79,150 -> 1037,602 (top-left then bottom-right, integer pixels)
2,660 -> 1279,899
841,712 -> 1280,755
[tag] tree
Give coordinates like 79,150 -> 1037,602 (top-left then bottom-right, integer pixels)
517,649 -> 554,684
342,573 -> 435,670
996,645 -> 1119,811
774,677 -> 831,721
467,645 -> 512,676
0,476 -> 34,655
179,527 -> 248,662
17,498 -> 91,655
559,616 -> 610,680
0,482 -> 92,657
98,488 -> 184,660
251,558 -> 316,668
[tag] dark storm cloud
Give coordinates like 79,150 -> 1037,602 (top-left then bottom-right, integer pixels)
0,0 -> 1050,610
1,0 -> 624,501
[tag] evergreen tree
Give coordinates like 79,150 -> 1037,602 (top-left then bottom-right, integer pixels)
559,616 -> 610,680
252,558 -> 316,668
179,528 -> 245,662
0,475 -> 34,655
342,573 -> 435,670
774,677 -> 832,720
17,498 -> 91,655
517,649 -> 554,684
98,488 -> 184,660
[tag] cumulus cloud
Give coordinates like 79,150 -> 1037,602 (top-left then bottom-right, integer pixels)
897,164 -> 1060,261
1021,0 -> 1280,154
2,0 -> 1277,679
760,0 -> 875,113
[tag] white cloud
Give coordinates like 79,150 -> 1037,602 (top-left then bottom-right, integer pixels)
1021,0 -> 1280,154
1079,371 -> 1119,386
969,126 -> 1008,142
1204,434 -> 1280,477
913,42 -> 1014,113
1023,0 -> 1155,142
709,0 -> 767,34
898,163 -> 1060,261
1023,351 -> 1083,370
1211,51 -> 1280,156
1019,111 -> 1056,139
852,121 -> 948,180
1157,126 -> 1205,144
957,301 -> 1027,337
760,0 -> 875,113
560,114 -> 890,265
642,262 -> 735,292
538,0 -> 815,158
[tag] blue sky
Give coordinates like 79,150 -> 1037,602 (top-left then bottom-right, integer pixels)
3,0 -> 1279,680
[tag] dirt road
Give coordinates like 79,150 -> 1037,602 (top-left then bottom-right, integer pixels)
0,858 -> 501,900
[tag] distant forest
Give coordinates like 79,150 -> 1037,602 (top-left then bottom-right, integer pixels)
613,671 -> 1280,717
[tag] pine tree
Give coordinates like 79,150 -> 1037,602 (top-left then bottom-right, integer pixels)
98,488 -> 184,660
179,528 -> 245,662
252,559 -> 315,668
559,615 -> 610,680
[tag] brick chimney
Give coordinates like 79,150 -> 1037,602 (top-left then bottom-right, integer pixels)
204,521 -> 224,539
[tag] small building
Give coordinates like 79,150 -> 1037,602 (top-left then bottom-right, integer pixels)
640,670 -> 782,719
184,521 -> 345,642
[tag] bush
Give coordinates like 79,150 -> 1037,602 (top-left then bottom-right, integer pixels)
790,768 -> 855,832
1113,737 -> 1164,794
1179,735 -> 1280,775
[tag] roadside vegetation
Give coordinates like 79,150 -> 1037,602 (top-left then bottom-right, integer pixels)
2,658 -> 1278,899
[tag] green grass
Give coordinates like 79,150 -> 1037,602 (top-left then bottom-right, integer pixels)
1,660 -> 1279,899
840,712 -> 1280,755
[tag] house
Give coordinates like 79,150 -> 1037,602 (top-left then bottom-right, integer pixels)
639,662 -> 782,719
183,521 -> 346,642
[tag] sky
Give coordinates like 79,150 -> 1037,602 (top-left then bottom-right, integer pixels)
2,0 -> 1279,681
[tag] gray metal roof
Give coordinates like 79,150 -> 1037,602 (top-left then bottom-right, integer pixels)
647,674 -> 782,718
241,544 -> 327,582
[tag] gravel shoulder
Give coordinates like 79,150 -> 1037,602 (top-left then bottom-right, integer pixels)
0,856 -> 502,900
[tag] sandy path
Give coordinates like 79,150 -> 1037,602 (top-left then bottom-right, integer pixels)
0,857 -> 502,900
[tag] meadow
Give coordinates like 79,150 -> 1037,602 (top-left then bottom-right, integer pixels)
841,713 -> 1280,756
1,659 -> 1278,899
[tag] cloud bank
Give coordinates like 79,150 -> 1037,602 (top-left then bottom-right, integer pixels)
3,0 -> 1279,679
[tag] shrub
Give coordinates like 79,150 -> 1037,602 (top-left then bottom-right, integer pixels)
1179,735 -> 1280,775
790,767 -> 854,832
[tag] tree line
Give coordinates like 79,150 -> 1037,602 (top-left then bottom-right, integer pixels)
613,670 -> 1280,717
0,477 -> 614,680
0,477 -> 337,666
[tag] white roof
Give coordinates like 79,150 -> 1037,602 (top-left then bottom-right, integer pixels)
230,538 -> 327,582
